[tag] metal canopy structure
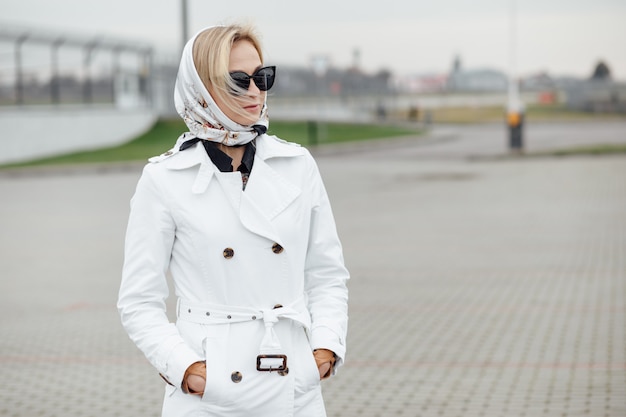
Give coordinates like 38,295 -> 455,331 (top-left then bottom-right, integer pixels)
0,24 -> 154,105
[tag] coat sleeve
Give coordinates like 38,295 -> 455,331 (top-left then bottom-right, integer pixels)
117,164 -> 204,389
303,152 -> 350,372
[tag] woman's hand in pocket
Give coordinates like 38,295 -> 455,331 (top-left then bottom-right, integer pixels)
182,361 -> 207,395
313,349 -> 336,380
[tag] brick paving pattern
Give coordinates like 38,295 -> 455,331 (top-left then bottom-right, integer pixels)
320,154 -> 626,417
1,122 -> 625,416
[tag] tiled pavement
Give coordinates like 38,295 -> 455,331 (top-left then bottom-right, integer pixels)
0,122 -> 624,416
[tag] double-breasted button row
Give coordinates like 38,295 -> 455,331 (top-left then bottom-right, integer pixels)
222,243 -> 283,259
231,371 -> 242,383
272,243 -> 284,254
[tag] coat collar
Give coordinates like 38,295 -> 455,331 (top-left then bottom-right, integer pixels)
153,134 -> 305,243
156,134 -> 305,171
158,142 -> 214,194
255,134 -> 306,160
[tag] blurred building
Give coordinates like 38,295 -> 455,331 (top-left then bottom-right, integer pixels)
446,55 -> 508,92
391,73 -> 448,94
563,80 -> 626,113
561,61 -> 626,113
3,24 -> 625,121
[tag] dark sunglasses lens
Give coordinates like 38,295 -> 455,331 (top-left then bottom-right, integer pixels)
230,72 -> 251,91
229,67 -> 276,92
253,67 -> 276,91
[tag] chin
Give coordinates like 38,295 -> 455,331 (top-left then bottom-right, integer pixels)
239,113 -> 261,127
236,118 -> 258,127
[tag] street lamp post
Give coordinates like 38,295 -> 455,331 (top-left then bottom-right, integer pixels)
507,0 -> 524,153
181,0 -> 189,54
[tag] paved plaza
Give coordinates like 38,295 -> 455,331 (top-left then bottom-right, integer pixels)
0,121 -> 625,416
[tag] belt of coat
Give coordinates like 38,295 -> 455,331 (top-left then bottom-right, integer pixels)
177,297 -> 311,362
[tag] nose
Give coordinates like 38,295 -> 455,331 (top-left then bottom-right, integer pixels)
246,79 -> 261,95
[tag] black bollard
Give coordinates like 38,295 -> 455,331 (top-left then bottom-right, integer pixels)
307,120 -> 318,146
408,106 -> 420,122
507,111 -> 524,152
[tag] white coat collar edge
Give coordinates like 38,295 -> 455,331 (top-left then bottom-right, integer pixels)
160,141 -> 212,171
154,133 -> 304,170
255,135 -> 306,160
154,143 -> 215,194
153,134 -> 304,196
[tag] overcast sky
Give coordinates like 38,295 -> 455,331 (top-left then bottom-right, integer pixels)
2,0 -> 626,80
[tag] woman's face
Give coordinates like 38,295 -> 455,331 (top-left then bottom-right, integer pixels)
212,40 -> 265,126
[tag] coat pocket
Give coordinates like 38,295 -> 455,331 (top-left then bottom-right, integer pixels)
200,323 -> 230,405
294,327 -> 322,394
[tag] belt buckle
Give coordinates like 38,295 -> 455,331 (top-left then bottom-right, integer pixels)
256,354 -> 288,372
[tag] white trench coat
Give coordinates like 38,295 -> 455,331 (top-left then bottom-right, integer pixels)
118,134 -> 349,417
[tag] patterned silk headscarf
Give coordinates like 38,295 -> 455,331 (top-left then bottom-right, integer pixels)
173,26 -> 269,146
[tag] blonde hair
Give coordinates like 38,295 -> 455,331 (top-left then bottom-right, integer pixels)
193,24 -> 264,122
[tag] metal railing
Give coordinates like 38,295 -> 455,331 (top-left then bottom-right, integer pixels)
0,23 -> 153,107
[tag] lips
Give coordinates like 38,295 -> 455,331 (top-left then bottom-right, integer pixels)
243,103 -> 260,113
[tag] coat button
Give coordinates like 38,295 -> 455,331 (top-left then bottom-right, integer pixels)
271,243 -> 283,254
231,371 -> 242,383
223,248 -> 234,259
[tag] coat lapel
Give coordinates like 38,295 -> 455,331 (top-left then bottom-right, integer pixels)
239,136 -> 304,243
240,159 -> 300,244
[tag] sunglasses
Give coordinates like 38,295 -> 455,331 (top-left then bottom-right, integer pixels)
229,66 -> 276,93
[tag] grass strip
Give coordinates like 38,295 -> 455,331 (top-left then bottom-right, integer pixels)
1,119 -> 421,168
540,143 -> 626,156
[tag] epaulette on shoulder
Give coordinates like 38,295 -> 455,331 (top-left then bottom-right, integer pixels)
148,146 -> 180,163
149,132 -> 194,163
269,135 -> 302,147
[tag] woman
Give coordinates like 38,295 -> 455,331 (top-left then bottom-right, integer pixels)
117,24 -> 349,417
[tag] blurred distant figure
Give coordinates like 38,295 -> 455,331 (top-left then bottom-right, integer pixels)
591,60 -> 612,81
408,105 -> 420,122
118,24 -> 349,417
376,101 -> 387,120
424,110 -> 433,126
